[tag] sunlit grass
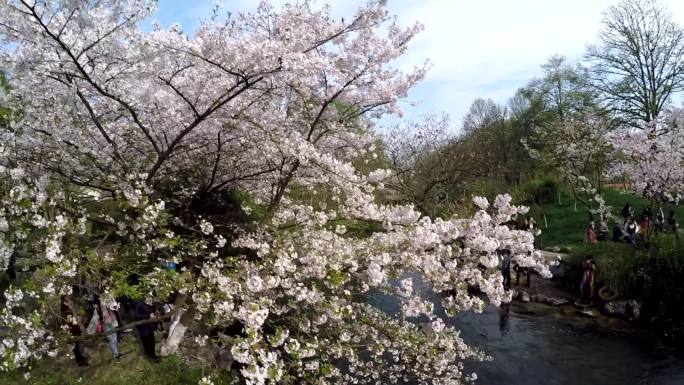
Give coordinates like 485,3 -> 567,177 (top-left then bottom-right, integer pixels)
529,188 -> 684,249
0,337 -> 232,385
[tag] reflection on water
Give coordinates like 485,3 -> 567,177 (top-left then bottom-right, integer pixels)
498,304 -> 511,336
454,305 -> 684,385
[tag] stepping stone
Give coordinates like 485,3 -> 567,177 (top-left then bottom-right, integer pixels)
574,300 -> 591,308
578,309 -> 597,318
531,294 -> 547,303
546,297 -> 569,306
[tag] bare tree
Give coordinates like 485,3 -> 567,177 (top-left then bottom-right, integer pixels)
530,55 -> 596,122
461,97 -> 505,135
382,114 -> 456,214
383,114 -> 495,216
586,0 -> 684,127
462,98 -> 531,184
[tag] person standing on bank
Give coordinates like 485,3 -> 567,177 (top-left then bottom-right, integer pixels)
622,203 -> 633,224
612,224 -> 623,242
643,207 -> 653,222
655,207 -> 665,234
501,249 -> 512,290
624,217 -> 639,245
585,222 -> 597,245
598,220 -> 609,241
132,299 -> 159,361
668,210 -> 679,238
514,258 -> 532,287
580,256 -> 596,304
100,298 -> 121,360
639,213 -> 650,241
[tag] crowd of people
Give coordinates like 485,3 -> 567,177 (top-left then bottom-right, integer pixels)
585,203 -> 679,246
579,203 -> 680,304
60,288 -> 176,367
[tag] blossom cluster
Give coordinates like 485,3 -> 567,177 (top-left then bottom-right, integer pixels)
607,125 -> 684,203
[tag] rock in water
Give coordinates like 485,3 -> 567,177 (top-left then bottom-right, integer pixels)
546,297 -> 569,306
627,300 -> 642,320
578,309 -> 597,318
603,301 -> 628,318
550,261 -> 565,278
531,294 -> 547,303
519,291 -> 531,302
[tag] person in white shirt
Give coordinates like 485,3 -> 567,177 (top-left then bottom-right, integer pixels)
100,299 -> 120,360
624,217 -> 639,245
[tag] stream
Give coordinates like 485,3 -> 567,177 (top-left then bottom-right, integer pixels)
455,304 -> 684,385
372,274 -> 684,385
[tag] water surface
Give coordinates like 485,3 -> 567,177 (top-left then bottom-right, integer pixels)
455,305 -> 684,385
371,275 -> 684,385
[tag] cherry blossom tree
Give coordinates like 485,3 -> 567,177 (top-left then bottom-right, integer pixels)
607,124 -> 684,205
0,1 -> 550,384
524,113 -> 613,220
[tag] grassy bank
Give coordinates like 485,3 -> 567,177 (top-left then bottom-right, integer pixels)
0,337 -> 232,385
527,188 -> 684,249
559,235 -> 684,328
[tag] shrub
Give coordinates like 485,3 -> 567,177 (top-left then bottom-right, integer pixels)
560,242 -> 638,296
562,235 -> 684,323
0,353 -> 232,385
515,178 -> 559,205
639,236 -> 684,323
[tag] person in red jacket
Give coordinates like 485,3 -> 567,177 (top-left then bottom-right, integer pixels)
585,222 -> 597,245
639,214 -> 650,241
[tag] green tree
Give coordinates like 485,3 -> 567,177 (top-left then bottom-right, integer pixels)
529,55 -> 597,122
458,97 -> 536,186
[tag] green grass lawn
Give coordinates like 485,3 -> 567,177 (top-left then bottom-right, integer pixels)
528,188 -> 684,250
0,336 -> 232,385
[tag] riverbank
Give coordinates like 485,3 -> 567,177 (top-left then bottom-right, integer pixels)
507,264 -> 684,349
507,275 -> 639,336
0,335 -> 235,385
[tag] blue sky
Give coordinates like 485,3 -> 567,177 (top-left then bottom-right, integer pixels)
151,0 -> 684,129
